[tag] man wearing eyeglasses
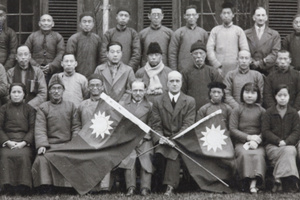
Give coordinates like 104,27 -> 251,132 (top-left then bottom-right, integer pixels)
118,80 -> 153,197
168,5 -> 208,72
49,53 -> 88,108
181,40 -> 223,111
139,6 -> 173,67
32,75 -> 80,190
207,2 -> 249,77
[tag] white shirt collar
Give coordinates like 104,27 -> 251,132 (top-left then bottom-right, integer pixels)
255,24 -> 265,33
168,92 -> 180,102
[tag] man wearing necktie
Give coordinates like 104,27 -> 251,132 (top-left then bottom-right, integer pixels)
151,71 -> 196,196
245,7 -> 281,76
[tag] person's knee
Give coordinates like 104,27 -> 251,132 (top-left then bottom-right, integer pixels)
283,146 -> 297,156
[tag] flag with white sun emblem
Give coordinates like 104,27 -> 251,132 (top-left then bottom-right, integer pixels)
195,114 -> 234,158
43,97 -> 146,195
174,112 -> 235,193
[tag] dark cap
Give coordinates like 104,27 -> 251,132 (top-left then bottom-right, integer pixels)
222,2 -> 234,9
207,82 -> 226,90
147,42 -> 163,55
190,40 -> 206,53
48,74 -> 65,90
88,73 -> 103,82
117,8 -> 131,15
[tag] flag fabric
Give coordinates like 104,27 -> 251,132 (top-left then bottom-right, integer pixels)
43,98 -> 146,195
174,113 -> 235,193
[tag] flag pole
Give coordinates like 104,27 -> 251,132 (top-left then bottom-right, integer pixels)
137,143 -> 160,157
173,145 -> 229,187
172,109 -> 222,140
100,93 -> 228,187
150,129 -> 229,188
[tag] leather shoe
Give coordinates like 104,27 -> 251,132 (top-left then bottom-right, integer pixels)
164,185 -> 174,196
125,186 -> 135,197
140,188 -> 150,196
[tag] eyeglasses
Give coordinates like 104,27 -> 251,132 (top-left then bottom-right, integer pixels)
132,89 -> 145,93
89,84 -> 102,89
50,87 -> 63,92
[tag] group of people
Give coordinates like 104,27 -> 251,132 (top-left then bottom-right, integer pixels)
0,1 -> 300,197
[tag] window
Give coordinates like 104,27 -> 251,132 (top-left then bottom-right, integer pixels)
6,0 -> 36,44
268,0 -> 298,39
143,0 -> 173,29
48,0 -> 78,43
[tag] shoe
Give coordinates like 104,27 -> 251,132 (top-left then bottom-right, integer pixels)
249,187 -> 258,194
272,181 -> 282,193
125,186 -> 135,197
164,185 -> 174,196
140,188 -> 150,196
288,182 -> 299,193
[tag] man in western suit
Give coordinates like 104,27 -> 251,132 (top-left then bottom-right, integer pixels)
245,7 -> 281,76
151,71 -> 196,196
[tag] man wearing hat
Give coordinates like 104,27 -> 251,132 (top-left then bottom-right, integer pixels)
207,2 -> 249,77
32,75 -> 80,189
139,6 -> 173,67
136,42 -> 172,102
196,81 -> 236,193
223,50 -> 264,109
49,53 -> 88,108
101,8 -> 140,72
75,73 -> 112,192
0,4 -> 18,71
182,40 -> 223,110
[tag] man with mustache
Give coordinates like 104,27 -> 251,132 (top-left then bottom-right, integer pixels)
25,14 -> 65,84
118,80 -> 153,197
181,40 -> 223,111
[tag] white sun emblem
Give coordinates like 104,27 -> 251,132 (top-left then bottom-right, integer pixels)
200,124 -> 227,152
90,111 -> 113,138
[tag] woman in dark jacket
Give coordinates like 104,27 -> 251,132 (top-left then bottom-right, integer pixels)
262,84 -> 300,193
0,83 -> 35,194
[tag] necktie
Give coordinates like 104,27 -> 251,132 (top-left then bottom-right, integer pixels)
257,28 -> 262,40
171,97 -> 176,108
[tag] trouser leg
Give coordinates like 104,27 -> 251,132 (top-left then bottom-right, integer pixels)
140,168 -> 151,190
163,156 -> 180,188
125,166 -> 136,189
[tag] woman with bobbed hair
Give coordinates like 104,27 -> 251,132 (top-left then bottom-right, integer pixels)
262,84 -> 300,193
0,83 -> 35,194
230,82 -> 266,194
